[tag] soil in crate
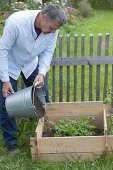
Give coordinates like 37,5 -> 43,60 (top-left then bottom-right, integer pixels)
43,128 -> 104,137
42,115 -> 104,137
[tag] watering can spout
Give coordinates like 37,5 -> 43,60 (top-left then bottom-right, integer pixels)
5,85 -> 46,118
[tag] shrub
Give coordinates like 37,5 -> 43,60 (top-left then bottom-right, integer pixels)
10,1 -> 29,11
0,0 -> 11,11
103,86 -> 113,106
88,0 -> 113,10
25,0 -> 42,10
78,0 -> 93,18
17,118 -> 37,146
63,6 -> 77,23
70,0 -> 80,8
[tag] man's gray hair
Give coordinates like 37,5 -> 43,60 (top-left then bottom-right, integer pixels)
41,4 -> 67,26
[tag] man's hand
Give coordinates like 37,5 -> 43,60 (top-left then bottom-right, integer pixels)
2,81 -> 14,97
33,74 -> 44,88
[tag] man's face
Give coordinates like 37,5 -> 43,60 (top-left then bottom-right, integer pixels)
40,14 -> 61,34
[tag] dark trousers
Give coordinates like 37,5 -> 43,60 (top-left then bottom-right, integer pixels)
0,65 -> 49,145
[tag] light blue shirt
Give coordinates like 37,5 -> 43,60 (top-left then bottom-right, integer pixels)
0,10 -> 58,82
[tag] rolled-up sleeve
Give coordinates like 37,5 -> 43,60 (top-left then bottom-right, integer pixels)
38,31 -> 58,76
0,20 -> 18,82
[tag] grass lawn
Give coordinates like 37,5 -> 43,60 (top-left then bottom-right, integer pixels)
48,10 -> 113,102
0,10 -> 113,169
59,10 -> 113,36
1,133 -> 113,170
58,10 -> 113,58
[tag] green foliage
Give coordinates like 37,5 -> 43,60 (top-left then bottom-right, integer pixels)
0,0 -> 11,11
107,115 -> 113,135
16,118 -> 37,146
103,87 -> 113,106
0,140 -> 113,170
53,115 -> 96,137
0,12 -> 11,35
78,0 -> 93,18
24,0 -> 64,10
25,0 -> 42,10
49,10 -> 113,102
43,0 -> 50,3
0,9 -> 113,168
10,0 -> 42,11
66,0 -> 80,8
64,7 -> 77,24
10,1 -> 29,11
88,0 -> 113,10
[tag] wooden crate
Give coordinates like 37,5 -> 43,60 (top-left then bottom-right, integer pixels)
30,101 -> 113,161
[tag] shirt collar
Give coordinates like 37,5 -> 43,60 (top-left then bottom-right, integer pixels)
31,10 -> 40,39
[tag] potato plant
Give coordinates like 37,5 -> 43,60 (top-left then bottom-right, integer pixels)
53,115 -> 96,137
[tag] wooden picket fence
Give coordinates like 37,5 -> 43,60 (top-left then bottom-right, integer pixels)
20,33 -> 113,105
47,33 -> 113,104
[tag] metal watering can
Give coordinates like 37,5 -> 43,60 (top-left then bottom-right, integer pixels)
5,85 -> 46,118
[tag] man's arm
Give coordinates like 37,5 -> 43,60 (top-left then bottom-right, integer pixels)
38,31 -> 58,75
0,20 -> 18,96
0,20 -> 18,82
34,31 -> 58,87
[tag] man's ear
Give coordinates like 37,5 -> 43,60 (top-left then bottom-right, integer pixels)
40,14 -> 46,22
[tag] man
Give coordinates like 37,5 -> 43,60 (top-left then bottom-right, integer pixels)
0,4 -> 67,154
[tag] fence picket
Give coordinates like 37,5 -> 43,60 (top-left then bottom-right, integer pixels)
89,34 -> 93,101
59,35 -> 63,102
73,34 -> 78,101
66,34 -> 70,102
103,33 -> 109,100
19,33 -> 113,106
81,34 -> 85,101
52,48 -> 56,102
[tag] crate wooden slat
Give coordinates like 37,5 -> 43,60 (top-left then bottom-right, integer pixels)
35,117 -> 44,138
38,136 -> 105,153
30,137 -> 37,160
38,136 -> 106,161
38,152 -> 104,161
103,108 -> 108,154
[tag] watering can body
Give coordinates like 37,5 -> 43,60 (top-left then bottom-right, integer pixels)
5,86 -> 46,118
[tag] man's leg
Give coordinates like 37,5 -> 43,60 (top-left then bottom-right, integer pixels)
0,77 -> 18,146
21,65 -> 50,102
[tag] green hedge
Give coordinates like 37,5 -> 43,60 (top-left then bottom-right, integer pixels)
1,0 -> 113,11
71,0 -> 113,10
0,0 -> 17,11
88,0 -> 113,10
